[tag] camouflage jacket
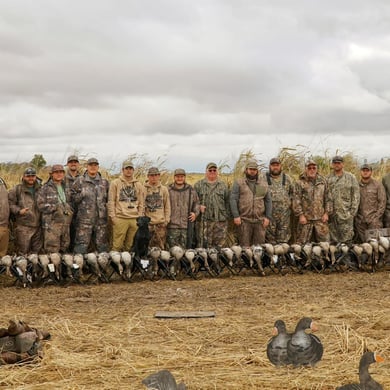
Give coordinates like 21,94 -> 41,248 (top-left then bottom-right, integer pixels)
327,171 -> 360,220
167,183 -> 200,229
382,173 -> 390,213
64,170 -> 80,199
194,178 -> 231,222
230,175 -> 272,222
107,176 -> 145,220
293,173 -> 332,220
8,181 -> 42,228
356,178 -> 386,224
36,179 -> 73,227
144,182 -> 170,225
71,172 -> 109,224
0,177 -> 9,227
265,172 -> 294,213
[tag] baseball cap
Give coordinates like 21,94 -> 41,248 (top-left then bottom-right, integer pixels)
50,164 -> 65,173
24,167 -> 36,176
174,168 -> 186,176
246,160 -> 258,169
67,155 -> 79,163
87,158 -> 99,165
360,163 -> 372,170
332,155 -> 344,163
122,159 -> 134,169
305,159 -> 317,167
269,157 -> 281,165
206,162 -> 217,170
148,167 -> 160,175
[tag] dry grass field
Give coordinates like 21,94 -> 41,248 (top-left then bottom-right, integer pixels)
0,270 -> 389,390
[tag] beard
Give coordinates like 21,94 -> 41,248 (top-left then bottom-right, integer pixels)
245,172 -> 258,181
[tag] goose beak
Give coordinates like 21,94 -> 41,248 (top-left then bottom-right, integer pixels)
310,321 -> 319,332
375,353 -> 385,363
272,327 -> 278,336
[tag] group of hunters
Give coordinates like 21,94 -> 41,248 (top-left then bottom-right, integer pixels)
1,154 -> 390,259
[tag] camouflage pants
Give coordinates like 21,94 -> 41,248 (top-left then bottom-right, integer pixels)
196,220 -> 227,248
383,210 -> 390,228
296,220 -> 329,245
15,225 -> 42,255
0,226 -> 9,257
149,223 -> 167,249
237,220 -> 265,247
329,217 -> 354,244
266,208 -> 291,244
111,217 -> 137,252
43,222 -> 70,253
74,222 -> 109,254
354,217 -> 383,243
167,228 -> 188,249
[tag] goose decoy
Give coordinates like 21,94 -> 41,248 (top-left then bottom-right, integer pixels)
337,351 -> 384,390
266,319 -> 291,366
287,317 -> 323,367
142,369 -> 187,389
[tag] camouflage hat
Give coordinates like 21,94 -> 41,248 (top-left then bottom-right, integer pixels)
269,157 -> 281,165
206,162 -> 217,170
24,167 -> 36,176
50,164 -> 65,173
246,159 -> 258,169
87,157 -> 99,165
360,163 -> 372,171
67,155 -> 79,163
148,167 -> 160,175
332,155 -> 344,163
174,168 -> 186,176
305,159 -> 317,167
122,159 -> 134,169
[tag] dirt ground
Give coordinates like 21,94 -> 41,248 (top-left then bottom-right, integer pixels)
0,270 -> 389,390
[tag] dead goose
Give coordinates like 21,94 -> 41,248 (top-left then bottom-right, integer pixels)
220,247 -> 234,267
109,251 -> 123,275
62,254 -> 74,279
0,255 -> 13,277
120,251 -> 132,280
149,247 -> 162,275
142,369 -> 187,390
38,254 -> 50,279
266,319 -> 292,366
73,253 -> 84,276
251,245 -> 265,276
14,256 -> 29,287
184,249 -> 196,272
85,252 -> 101,278
337,351 -> 384,390
49,252 -> 62,280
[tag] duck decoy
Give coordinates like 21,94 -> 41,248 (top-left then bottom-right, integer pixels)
142,369 -> 187,390
287,317 -> 323,367
337,351 -> 384,390
266,319 -> 291,366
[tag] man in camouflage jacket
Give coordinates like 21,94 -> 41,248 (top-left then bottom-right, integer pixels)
37,165 -> 73,253
327,156 -> 360,244
230,160 -> 271,247
265,157 -> 295,244
0,176 -> 10,256
8,167 -> 42,254
355,164 -> 386,242
293,160 -> 332,244
194,162 -> 230,248
382,171 -> 390,228
71,158 -> 109,254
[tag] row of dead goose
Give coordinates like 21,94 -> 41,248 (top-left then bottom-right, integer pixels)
1,237 -> 389,287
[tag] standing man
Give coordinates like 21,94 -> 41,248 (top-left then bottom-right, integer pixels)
65,155 -> 80,251
194,162 -> 230,248
382,171 -> 390,228
107,159 -> 145,252
37,165 -> 73,253
144,167 -> 170,249
230,160 -> 272,247
293,160 -> 332,244
265,157 -> 295,244
327,155 -> 360,244
0,176 -> 10,257
355,164 -> 386,243
8,167 -> 42,254
71,158 -> 109,254
167,169 -> 200,248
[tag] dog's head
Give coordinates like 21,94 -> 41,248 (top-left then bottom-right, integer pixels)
136,216 -> 151,227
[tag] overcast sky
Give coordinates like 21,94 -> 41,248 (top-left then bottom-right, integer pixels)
1,0 -> 390,172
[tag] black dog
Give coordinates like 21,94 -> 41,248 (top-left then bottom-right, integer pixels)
131,216 -> 151,258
